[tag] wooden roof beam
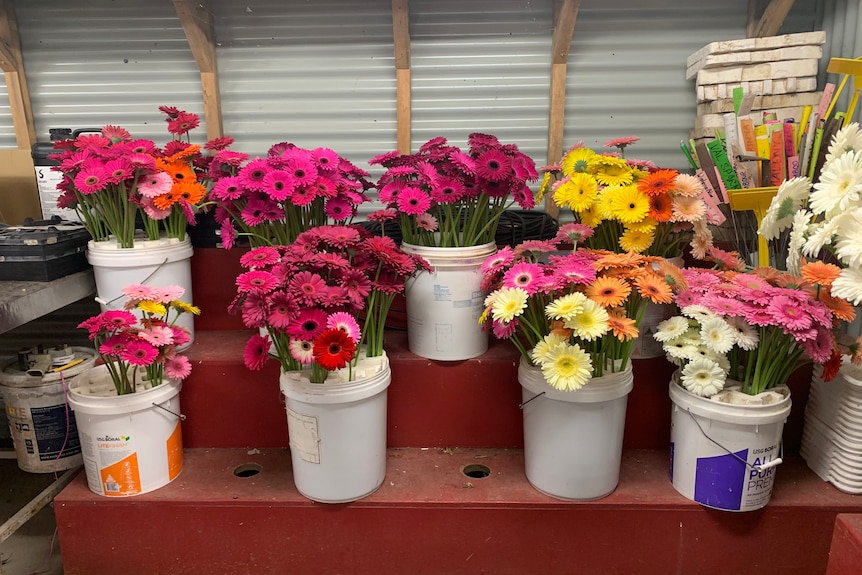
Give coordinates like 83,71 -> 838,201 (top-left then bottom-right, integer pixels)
392,0 -> 411,154
173,0 -> 223,140
0,0 -> 36,149
544,0 -> 580,216
746,0 -> 796,38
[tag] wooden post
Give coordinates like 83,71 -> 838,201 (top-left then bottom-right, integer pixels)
544,0 -> 580,216
173,0 -> 223,140
746,0 -> 796,38
392,0 -> 411,154
0,0 -> 36,150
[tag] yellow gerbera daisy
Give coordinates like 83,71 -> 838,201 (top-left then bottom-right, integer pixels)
172,300 -> 201,315
555,172 -> 598,212
595,157 -> 634,187
561,147 -> 600,175
627,216 -> 657,233
536,172 -> 553,204
619,227 -> 655,253
594,187 -> 618,220
139,300 -> 167,316
577,205 -> 603,228
609,185 -> 650,224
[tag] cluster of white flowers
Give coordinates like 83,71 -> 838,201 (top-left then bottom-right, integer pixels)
760,123 -> 862,305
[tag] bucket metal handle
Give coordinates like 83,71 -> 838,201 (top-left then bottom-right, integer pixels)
152,402 -> 186,421
684,407 -> 783,473
94,256 -> 170,308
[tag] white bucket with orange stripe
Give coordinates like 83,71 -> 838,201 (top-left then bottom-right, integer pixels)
67,364 -> 183,497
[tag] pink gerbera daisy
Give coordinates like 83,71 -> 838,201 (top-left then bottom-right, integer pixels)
317,225 -> 360,247
289,271 -> 328,305
430,177 -> 465,204
236,270 -> 279,294
266,292 -> 298,329
700,293 -> 745,316
327,311 -> 362,342
674,289 -> 699,308
475,150 -> 512,182
103,158 -> 134,184
164,355 -> 192,380
263,169 -> 295,201
396,186 -> 431,216
342,269 -> 372,308
170,325 -> 191,347
555,223 -> 594,245
137,170 -> 174,198
243,333 -> 271,370
287,308 -> 328,340
289,339 -> 315,364
240,246 -> 280,269
367,209 -> 398,222
503,262 -> 544,294
99,334 -> 132,356
768,295 -> 813,331
138,325 -> 175,347
240,198 -> 269,226
481,246 -> 515,275
603,136 -> 639,149
121,340 -> 159,366
415,212 -> 438,231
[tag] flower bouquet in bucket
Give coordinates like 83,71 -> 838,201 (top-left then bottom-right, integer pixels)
229,224 -> 429,503
51,106 -> 237,248
654,258 -> 850,511
70,283 -> 199,497
478,233 -> 679,500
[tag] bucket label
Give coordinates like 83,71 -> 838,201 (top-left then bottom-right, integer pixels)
166,421 -> 183,480
433,284 -> 452,302
693,446 -> 779,511
100,453 -> 142,496
79,429 -> 142,496
30,404 -> 82,460
287,407 -> 320,464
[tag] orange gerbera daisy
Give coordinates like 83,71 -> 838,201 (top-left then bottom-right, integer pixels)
647,192 -> 674,222
550,319 -> 573,339
820,291 -> 856,323
176,180 -> 207,205
585,276 -> 632,308
801,260 -> 842,287
607,308 -> 638,341
156,159 -> 196,184
637,168 -> 679,196
593,251 -> 645,271
750,266 -> 781,283
164,144 -> 201,163
153,190 -> 180,210
655,259 -> 687,292
635,274 -> 674,304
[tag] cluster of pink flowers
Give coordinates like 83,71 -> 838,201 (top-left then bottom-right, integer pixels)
230,225 -> 429,381
52,106 -> 237,247
210,142 -> 373,248
78,283 -> 196,395
368,133 -> 539,247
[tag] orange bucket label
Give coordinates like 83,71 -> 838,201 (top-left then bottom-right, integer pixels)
100,453 -> 141,496
167,422 -> 183,480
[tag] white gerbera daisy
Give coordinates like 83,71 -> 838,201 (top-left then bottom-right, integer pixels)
544,292 -> 587,321
831,266 -> 862,306
564,298 -> 610,341
824,122 -> 862,164
530,333 -> 567,364
786,209 -> 812,275
726,316 -> 759,351
680,357 -> 726,397
680,304 -> 715,321
802,214 -> 846,257
810,150 -> 862,217
654,316 -> 691,342
491,287 -> 529,323
759,177 -> 812,240
699,316 -> 736,354
833,208 -> 862,270
540,342 -> 593,391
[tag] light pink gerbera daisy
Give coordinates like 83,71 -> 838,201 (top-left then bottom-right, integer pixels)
138,325 -> 175,347
396,186 -> 432,216
700,293 -> 745,316
671,196 -> 706,223
673,173 -> 705,197
164,355 -> 192,380
604,136 -> 639,149
481,246 -> 515,275
503,262 -> 544,294
243,333 -> 271,371
289,339 -> 315,364
137,170 -> 173,198
122,284 -> 158,301
415,212 -> 438,231
327,311 -> 362,342
153,285 -> 185,304
121,340 -> 159,366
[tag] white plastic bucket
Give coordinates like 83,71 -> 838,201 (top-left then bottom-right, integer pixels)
400,242 -> 496,361
86,235 -> 195,347
669,375 -> 791,512
519,359 -> 633,500
0,348 -> 96,473
280,354 -> 391,503
67,364 -> 184,497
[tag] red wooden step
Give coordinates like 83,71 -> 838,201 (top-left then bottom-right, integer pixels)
55,448 -> 862,575
826,514 -> 862,575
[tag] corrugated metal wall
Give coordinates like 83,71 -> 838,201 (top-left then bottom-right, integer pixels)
0,0 -> 840,171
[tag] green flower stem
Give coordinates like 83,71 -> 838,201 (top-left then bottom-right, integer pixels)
310,363 -> 328,384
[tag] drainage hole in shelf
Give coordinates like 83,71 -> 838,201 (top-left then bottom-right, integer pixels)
461,463 -> 491,479
234,463 -> 262,478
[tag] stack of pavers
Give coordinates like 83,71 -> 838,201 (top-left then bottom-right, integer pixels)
801,361 -> 862,494
688,31 -> 826,147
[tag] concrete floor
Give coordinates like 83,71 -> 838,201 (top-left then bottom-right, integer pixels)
1,454 -> 65,575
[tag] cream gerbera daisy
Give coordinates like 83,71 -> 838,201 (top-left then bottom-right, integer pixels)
654,316 -> 691,342
531,333 -> 567,364
833,207 -> 862,271
824,122 -> 862,165
699,316 -> 736,354
564,298 -> 610,340
831,266 -> 862,306
785,209 -> 813,275
759,177 -> 813,240
491,287 -> 529,323
680,357 -> 726,397
545,292 -> 587,321
810,150 -> 862,217
539,342 -> 593,391
802,214 -> 846,258
726,316 -> 759,351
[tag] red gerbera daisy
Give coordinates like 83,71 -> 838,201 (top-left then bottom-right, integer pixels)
312,328 -> 356,371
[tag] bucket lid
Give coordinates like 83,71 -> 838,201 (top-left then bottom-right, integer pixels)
67,363 -> 182,415
280,355 -> 391,405
400,241 -> 497,266
668,374 -> 791,425
87,235 -> 192,266
518,358 -> 633,403
0,347 -> 98,388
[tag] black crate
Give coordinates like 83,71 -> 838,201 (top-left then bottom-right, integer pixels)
0,218 -> 91,282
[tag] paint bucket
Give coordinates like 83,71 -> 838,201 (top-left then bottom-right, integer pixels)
67,364 -> 184,497
400,242 -> 496,361
519,359 -> 633,500
0,347 -> 96,473
669,374 -> 791,512
86,235 -> 195,348
280,353 -> 391,503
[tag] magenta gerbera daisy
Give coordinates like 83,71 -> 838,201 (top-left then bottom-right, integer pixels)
324,197 -> 353,221
121,340 -> 159,367
286,155 -> 318,187
396,186 -> 432,216
243,333 -> 271,371
503,262 -> 544,294
209,176 -> 245,201
287,308 -> 329,340
74,164 -> 109,194
289,271 -> 328,305
311,147 -> 341,171
262,169 -> 295,201
475,150 -> 512,182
